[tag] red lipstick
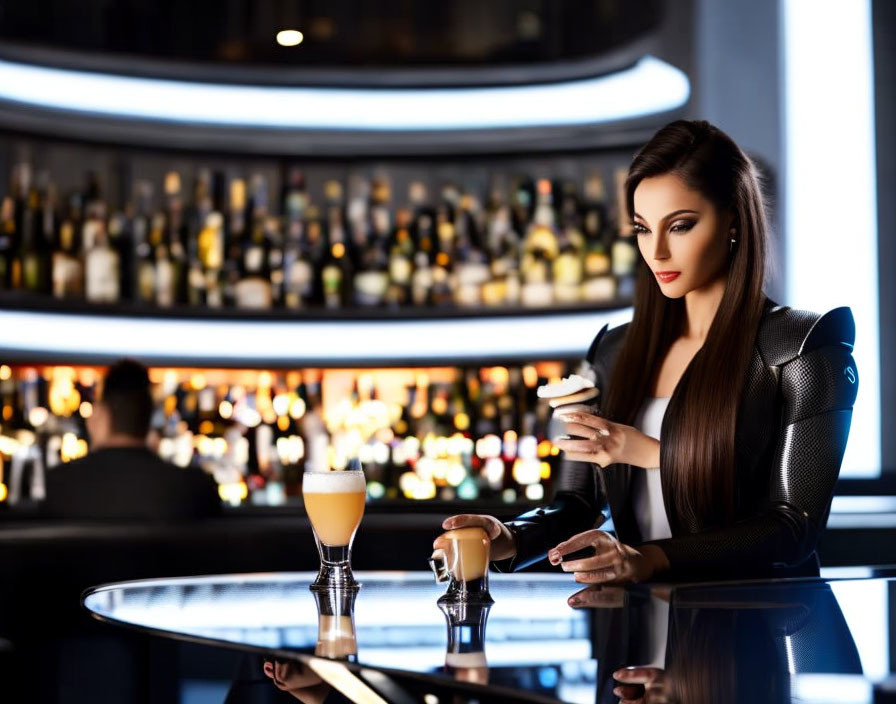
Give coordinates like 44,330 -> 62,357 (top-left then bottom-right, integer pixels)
655,271 -> 680,283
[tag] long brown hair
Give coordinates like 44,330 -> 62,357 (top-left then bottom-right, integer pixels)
602,120 -> 769,532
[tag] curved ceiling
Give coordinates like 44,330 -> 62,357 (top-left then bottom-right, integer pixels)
0,0 -> 663,70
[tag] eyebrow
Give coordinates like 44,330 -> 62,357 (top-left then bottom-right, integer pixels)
632,209 -> 700,224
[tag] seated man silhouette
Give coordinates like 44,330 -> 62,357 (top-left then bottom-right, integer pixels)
45,359 -> 220,520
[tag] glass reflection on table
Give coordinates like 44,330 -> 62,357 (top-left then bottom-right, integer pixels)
83,570 -> 896,704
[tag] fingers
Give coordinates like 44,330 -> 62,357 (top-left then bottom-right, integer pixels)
572,567 -> 621,584
567,585 -> 626,609
614,666 -> 664,684
552,437 -> 604,454
562,421 -> 610,440
549,529 -> 605,564
560,549 -> 619,573
551,403 -> 595,418
547,387 -> 599,408
561,451 -> 606,464
562,413 -> 611,435
440,514 -> 502,541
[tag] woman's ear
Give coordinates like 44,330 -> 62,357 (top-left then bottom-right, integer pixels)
727,211 -> 739,234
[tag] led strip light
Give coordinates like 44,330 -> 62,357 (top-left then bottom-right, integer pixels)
0,308 -> 633,365
0,55 -> 689,130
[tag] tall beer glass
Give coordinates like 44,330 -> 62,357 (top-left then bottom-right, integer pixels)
303,460 -> 366,590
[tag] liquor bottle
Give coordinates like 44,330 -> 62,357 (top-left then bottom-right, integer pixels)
282,171 -> 313,309
235,176 -> 273,309
520,179 -> 559,308
321,207 -> 352,309
581,172 -> 615,302
51,219 -> 84,299
430,205 -> 455,307
131,181 -> 156,305
223,177 -> 248,307
386,208 -> 414,306
552,182 -> 584,305
353,195 -> 390,306
552,235 -> 583,304
80,171 -> 104,253
84,220 -> 120,303
410,251 -> 432,306
164,171 -> 189,305
197,211 -> 225,307
0,196 -> 16,289
454,192 -> 483,253
154,224 -> 177,309
186,252 -> 206,307
20,182 -> 51,294
235,227 -> 273,309
108,210 -> 134,301
282,224 -> 313,308
266,214 -> 285,308
611,167 -> 638,299
453,243 -> 489,308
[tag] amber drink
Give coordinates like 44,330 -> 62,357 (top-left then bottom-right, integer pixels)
430,526 -> 492,605
304,465 -> 366,590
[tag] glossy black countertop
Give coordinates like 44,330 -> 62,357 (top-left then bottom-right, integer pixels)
82,567 -> 896,704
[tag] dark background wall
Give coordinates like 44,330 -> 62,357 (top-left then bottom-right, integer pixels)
690,0 -> 784,304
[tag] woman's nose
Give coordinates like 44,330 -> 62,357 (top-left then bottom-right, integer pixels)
651,233 -> 670,260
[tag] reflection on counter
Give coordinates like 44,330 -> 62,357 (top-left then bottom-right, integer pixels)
572,580 -> 865,704
312,586 -> 359,662
82,570 -> 896,704
0,361 -> 575,508
430,525 -> 494,685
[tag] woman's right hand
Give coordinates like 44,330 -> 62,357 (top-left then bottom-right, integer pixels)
440,514 -> 516,561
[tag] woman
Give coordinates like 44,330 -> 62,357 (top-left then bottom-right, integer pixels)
441,119 -> 858,584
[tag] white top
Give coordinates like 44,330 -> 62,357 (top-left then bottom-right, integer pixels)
631,397 -> 673,541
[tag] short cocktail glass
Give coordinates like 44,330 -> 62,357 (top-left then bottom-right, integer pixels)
429,526 -> 493,604
303,460 -> 366,591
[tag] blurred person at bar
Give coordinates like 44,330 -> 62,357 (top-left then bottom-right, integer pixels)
44,358 -> 220,519
440,119 -> 858,584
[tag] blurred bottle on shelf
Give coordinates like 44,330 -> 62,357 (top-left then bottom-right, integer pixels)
0,159 -> 635,312
0,361 -> 568,508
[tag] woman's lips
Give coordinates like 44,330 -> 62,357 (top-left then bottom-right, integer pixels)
655,271 -> 681,283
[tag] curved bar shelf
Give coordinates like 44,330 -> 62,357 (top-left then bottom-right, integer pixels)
0,298 -> 632,367
0,40 -> 688,156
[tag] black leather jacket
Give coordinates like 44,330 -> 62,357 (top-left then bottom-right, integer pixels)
503,299 -> 859,580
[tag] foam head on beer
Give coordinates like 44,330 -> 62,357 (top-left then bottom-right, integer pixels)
303,470 -> 366,547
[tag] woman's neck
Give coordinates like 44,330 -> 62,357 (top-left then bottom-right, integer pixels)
681,275 -> 727,341
681,276 -> 727,342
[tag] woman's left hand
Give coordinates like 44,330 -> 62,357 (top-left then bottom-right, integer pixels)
548,529 -> 669,584
552,410 -> 660,468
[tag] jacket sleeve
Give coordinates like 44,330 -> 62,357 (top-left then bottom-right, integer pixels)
497,324 -> 613,571
644,308 -> 858,578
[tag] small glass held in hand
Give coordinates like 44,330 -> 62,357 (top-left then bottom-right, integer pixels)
303,459 -> 366,591
429,526 -> 493,605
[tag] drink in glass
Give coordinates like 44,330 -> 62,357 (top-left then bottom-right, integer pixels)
429,526 -> 492,604
303,462 -> 366,590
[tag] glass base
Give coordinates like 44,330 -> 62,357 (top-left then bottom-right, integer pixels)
310,543 -> 360,591
436,576 -> 494,606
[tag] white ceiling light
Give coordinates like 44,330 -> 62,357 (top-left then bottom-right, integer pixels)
0,55 -> 688,130
276,29 -> 304,47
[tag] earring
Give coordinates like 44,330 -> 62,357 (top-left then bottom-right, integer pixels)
729,238 -> 737,253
